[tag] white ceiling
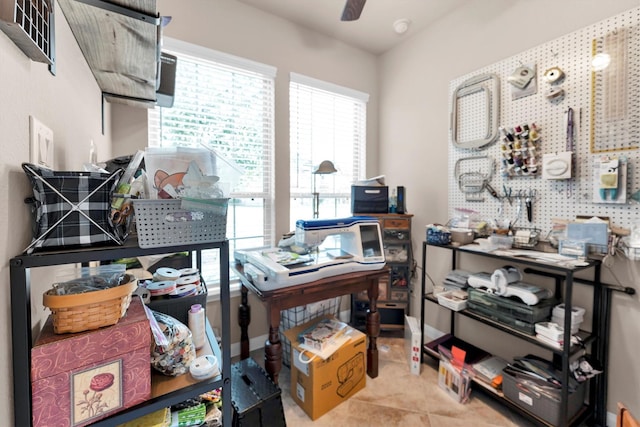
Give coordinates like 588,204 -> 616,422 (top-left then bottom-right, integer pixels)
235,0 -> 470,55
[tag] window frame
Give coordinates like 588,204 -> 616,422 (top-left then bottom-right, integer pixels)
289,72 -> 369,225
147,37 -> 277,299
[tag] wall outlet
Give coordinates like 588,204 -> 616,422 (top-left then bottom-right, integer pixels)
29,116 -> 54,169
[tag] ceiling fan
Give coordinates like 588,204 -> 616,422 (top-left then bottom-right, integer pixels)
341,0 -> 366,21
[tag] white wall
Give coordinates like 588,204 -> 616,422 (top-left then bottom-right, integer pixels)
0,10 -> 112,423
378,0 -> 640,418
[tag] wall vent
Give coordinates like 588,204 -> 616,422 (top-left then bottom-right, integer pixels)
0,0 -> 54,65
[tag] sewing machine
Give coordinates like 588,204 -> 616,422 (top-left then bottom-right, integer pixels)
467,267 -> 553,305
241,217 -> 386,291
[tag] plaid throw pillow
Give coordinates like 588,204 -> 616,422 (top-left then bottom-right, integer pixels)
22,163 -> 123,253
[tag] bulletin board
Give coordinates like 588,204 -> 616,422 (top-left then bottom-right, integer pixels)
448,7 -> 640,236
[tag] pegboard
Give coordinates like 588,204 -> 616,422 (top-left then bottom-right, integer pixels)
448,6 -> 640,236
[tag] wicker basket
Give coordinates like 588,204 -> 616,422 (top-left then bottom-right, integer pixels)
43,274 -> 138,334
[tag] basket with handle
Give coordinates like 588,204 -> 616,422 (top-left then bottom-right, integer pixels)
43,274 -> 138,333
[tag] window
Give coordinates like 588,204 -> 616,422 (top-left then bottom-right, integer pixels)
148,38 -> 276,293
289,73 -> 369,228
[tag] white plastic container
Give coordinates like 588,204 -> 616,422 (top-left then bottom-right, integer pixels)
488,234 -> 514,249
552,304 -> 585,334
436,290 -> 468,311
552,304 -> 585,323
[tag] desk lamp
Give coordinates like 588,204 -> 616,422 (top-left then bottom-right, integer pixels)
312,160 -> 337,218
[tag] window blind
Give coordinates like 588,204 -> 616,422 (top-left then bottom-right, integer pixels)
289,72 -> 368,224
148,38 -> 276,289
149,39 -> 275,197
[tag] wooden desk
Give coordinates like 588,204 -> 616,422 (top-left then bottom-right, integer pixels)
233,264 -> 389,384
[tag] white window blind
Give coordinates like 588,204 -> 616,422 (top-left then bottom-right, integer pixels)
289,72 -> 368,226
148,38 -> 276,291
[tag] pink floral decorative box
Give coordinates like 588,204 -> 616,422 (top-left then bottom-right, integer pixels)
31,297 -> 151,427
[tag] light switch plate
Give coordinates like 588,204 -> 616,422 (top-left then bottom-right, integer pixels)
29,116 -> 54,169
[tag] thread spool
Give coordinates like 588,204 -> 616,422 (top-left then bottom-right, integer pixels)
189,355 -> 219,380
544,67 -> 565,84
154,267 -> 181,281
545,87 -> 565,100
146,280 -> 177,296
179,268 -> 199,277
170,284 -> 197,298
188,304 -> 206,350
176,275 -> 201,286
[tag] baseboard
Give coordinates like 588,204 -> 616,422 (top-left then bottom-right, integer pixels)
230,333 -> 268,359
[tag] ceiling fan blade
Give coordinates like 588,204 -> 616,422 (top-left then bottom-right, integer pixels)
341,0 -> 366,21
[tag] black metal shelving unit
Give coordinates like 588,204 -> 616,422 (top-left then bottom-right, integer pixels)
10,239 -> 231,426
420,241 -> 612,427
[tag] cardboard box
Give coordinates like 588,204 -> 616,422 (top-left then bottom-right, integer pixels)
404,315 -> 422,375
283,315 -> 367,420
31,297 -> 151,427
278,297 -> 341,367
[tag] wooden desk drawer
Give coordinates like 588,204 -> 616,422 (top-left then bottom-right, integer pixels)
383,218 -> 410,229
383,229 -> 411,242
356,277 -> 389,301
390,289 -> 408,302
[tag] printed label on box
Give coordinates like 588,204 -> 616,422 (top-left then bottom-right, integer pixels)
296,383 -> 306,403
519,391 -> 534,406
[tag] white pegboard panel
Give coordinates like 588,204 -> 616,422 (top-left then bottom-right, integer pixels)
448,7 -> 640,235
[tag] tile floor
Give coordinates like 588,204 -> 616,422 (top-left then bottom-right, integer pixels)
248,335 -> 538,427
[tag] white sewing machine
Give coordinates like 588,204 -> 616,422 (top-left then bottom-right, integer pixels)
241,217 -> 386,291
467,267 -> 553,305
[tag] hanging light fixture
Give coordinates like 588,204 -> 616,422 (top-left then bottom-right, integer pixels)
312,160 -> 337,218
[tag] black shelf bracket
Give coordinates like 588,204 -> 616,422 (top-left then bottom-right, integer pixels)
76,0 -> 161,24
